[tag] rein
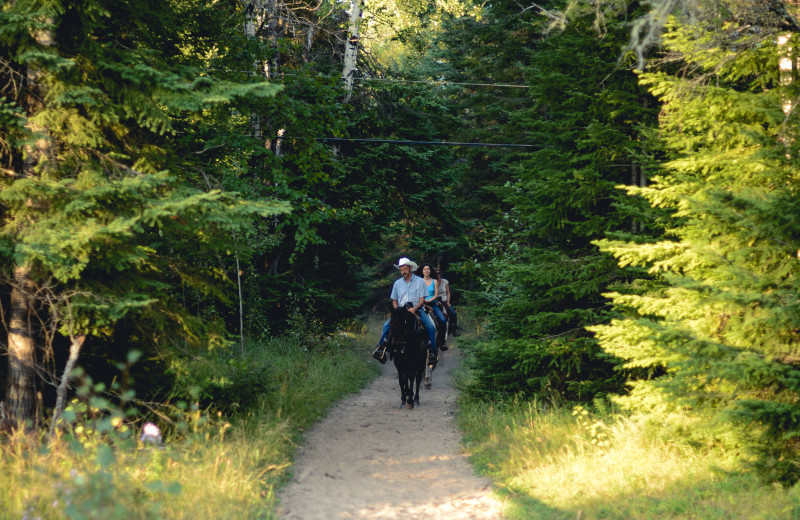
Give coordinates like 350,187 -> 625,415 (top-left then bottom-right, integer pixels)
388,308 -> 422,353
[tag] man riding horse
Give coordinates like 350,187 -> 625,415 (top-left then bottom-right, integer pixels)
376,257 -> 438,363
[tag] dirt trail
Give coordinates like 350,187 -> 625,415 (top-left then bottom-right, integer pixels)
276,344 -> 504,519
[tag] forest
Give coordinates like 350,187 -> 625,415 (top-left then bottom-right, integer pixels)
4,0 -> 800,517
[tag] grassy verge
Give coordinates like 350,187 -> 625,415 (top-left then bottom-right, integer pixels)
456,397 -> 800,519
1,326 -> 380,520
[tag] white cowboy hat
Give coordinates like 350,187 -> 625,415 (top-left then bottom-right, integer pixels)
394,257 -> 419,272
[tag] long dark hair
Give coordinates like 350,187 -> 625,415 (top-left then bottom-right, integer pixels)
416,262 -> 437,280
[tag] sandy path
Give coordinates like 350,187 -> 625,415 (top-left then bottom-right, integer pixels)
276,345 -> 504,519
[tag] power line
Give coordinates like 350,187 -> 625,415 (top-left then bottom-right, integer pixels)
258,72 -> 530,89
308,137 -> 537,148
354,77 -> 530,89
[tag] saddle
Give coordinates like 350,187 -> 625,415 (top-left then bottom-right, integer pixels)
402,302 -> 426,336
422,301 -> 447,349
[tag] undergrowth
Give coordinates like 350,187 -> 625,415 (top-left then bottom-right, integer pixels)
0,324 -> 379,520
456,393 -> 800,520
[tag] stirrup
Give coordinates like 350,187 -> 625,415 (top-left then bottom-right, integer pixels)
372,344 -> 388,364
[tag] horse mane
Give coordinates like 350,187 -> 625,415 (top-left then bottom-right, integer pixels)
388,306 -> 417,345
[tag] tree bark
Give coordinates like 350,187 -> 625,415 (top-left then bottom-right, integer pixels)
265,0 -> 279,79
342,0 -> 363,102
4,16 -> 54,427
235,244 -> 245,355
50,334 -> 86,436
5,265 -> 38,426
244,0 -> 265,138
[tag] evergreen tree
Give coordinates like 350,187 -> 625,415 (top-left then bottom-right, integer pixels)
593,12 -> 800,479
192,0 -> 469,331
0,0 -> 287,424
433,1 -> 658,401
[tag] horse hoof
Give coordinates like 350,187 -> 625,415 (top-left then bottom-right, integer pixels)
424,383 -> 431,389
406,402 -> 414,410
414,397 -> 420,405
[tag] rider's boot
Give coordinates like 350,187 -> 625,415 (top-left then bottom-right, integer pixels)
450,316 -> 461,337
372,343 -> 388,364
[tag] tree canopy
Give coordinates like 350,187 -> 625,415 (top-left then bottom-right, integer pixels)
3,0 -> 800,482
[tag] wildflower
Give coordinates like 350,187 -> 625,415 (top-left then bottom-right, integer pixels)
140,422 -> 162,445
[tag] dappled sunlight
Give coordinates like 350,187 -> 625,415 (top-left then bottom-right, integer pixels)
459,400 -> 800,519
353,493 -> 505,519
373,454 -> 460,466
276,343 -> 502,519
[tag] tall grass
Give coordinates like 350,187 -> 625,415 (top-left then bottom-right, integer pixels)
1,326 -> 379,520
457,397 -> 800,519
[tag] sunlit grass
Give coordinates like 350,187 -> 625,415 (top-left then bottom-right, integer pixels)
457,398 -> 800,519
0,326 -> 380,520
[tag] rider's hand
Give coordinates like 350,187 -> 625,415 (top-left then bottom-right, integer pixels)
408,307 -> 416,313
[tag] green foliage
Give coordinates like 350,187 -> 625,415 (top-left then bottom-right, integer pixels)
456,396 -> 800,519
3,329 -> 377,520
167,351 -> 274,415
25,447 -> 181,520
441,1 -> 658,401
592,21 -> 800,480
0,0 -> 292,426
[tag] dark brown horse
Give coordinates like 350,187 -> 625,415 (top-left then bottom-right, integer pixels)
386,306 -> 427,409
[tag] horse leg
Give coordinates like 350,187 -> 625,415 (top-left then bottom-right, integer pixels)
398,370 -> 407,406
414,367 -> 422,405
404,369 -> 414,409
424,362 -> 433,389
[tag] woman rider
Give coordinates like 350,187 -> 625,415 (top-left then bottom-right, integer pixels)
417,263 -> 447,329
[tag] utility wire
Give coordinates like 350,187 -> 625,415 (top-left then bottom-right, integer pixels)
354,77 -> 530,89
289,137 -> 537,148
257,72 -> 530,89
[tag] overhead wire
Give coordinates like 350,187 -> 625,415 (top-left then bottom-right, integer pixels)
268,73 -> 532,147
353,77 -> 530,89
264,72 -> 530,89
307,137 -> 536,148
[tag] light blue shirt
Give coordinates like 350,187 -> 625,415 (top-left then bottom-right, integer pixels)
390,274 -> 428,307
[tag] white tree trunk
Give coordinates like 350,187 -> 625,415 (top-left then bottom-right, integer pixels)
342,1 -> 363,102
50,334 -> 86,436
244,0 -> 265,138
265,0 -> 278,79
235,247 -> 245,355
305,24 -> 315,62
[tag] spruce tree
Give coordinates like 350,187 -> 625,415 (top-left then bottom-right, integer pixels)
593,11 -> 800,479
434,1 -> 658,401
0,0 -> 286,424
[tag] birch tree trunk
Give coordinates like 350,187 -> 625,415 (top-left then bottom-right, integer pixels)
50,334 -> 86,436
265,0 -> 279,79
244,0 -> 265,138
342,0 -> 363,102
245,0 -> 284,153
235,249 -> 245,355
304,24 -> 315,62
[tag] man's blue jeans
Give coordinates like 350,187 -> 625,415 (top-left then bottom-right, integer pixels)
379,309 -> 437,352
